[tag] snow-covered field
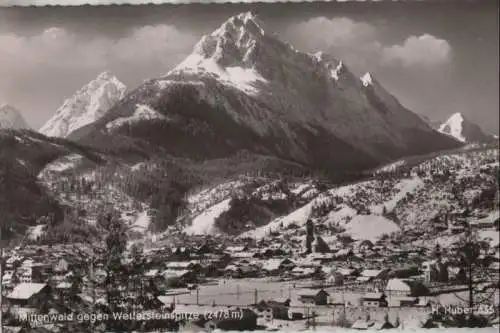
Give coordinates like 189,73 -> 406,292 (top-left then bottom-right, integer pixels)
344,215 -> 399,241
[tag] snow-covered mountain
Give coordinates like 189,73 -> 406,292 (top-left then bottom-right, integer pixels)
0,104 -> 29,129
72,12 -> 460,172
438,112 -> 492,143
40,71 -> 126,138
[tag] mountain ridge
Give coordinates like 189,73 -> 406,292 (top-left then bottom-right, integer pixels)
70,11 -> 461,173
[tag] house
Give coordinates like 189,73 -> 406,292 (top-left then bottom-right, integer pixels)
54,282 -> 72,301
360,293 -> 388,307
261,258 -> 295,275
162,269 -> 196,284
165,261 -> 201,272
260,298 -> 291,320
17,262 -> 48,284
7,283 -> 51,308
337,267 -> 358,278
223,264 -> 258,278
157,295 -> 177,310
224,264 -> 239,278
225,246 -> 248,254
359,269 -> 388,281
416,298 -> 432,307
326,272 -> 344,286
297,289 -> 329,305
334,248 -> 353,260
289,267 -> 319,279
232,251 -> 256,259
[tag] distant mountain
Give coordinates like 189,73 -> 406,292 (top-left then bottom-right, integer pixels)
40,72 -> 126,138
71,12 -> 461,173
438,112 -> 493,143
0,105 -> 29,130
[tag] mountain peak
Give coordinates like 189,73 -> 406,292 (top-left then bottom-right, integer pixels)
214,11 -> 264,38
181,11 -> 266,70
0,104 -> 30,130
438,112 -> 466,142
39,72 -> 126,138
361,72 -> 373,87
449,112 -> 464,122
438,112 -> 491,143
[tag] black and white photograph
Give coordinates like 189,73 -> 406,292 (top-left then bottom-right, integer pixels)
0,0 -> 499,332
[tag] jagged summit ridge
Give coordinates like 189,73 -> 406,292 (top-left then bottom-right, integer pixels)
75,12 -> 462,172
169,12 -> 355,96
193,11 -> 264,67
0,104 -> 29,130
40,71 -> 126,138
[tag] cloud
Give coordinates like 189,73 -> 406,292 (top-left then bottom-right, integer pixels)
381,34 -> 452,67
0,24 -> 198,127
285,17 -> 451,71
285,17 -> 382,69
0,25 -> 197,72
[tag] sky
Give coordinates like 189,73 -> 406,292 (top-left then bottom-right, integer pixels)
0,0 -> 498,134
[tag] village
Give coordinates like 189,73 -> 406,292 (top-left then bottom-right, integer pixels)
1,207 -> 499,332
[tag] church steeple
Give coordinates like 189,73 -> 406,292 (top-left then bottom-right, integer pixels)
305,219 -> 314,254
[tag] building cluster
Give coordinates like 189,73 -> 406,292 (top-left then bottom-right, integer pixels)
2,215 -> 498,332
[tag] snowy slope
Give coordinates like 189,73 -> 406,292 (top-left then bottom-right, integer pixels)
106,104 -> 168,131
239,146 -> 498,241
239,176 -> 412,241
0,104 -> 29,129
184,198 -> 232,235
438,112 -> 492,143
40,72 -> 126,138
